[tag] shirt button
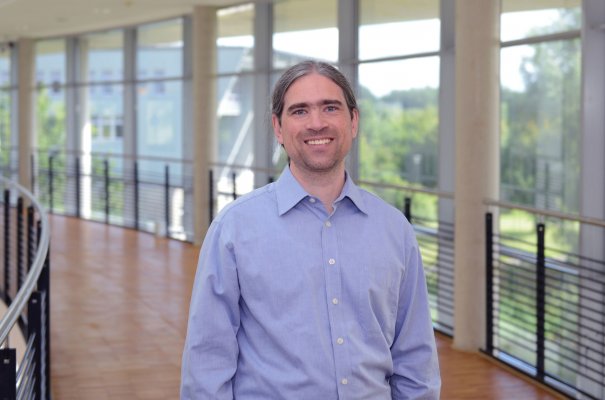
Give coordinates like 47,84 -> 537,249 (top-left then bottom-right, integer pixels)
332,298 -> 339,305
341,378 -> 348,385
325,221 -> 332,227
309,198 -> 316,203
328,258 -> 336,265
336,337 -> 344,345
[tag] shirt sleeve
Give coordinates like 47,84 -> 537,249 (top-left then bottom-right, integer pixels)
181,219 -> 241,400
390,225 -> 441,399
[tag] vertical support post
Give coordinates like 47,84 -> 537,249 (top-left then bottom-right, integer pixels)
75,156 -> 81,218
3,189 -> 10,305
403,196 -> 412,223
48,156 -> 54,213
104,159 -> 110,224
208,169 -> 214,224
16,197 -> 24,291
536,222 -> 546,381
30,154 -> 36,196
28,291 -> 42,400
27,206 -> 35,273
134,161 -> 139,230
485,212 -> 494,354
165,164 -> 170,238
0,348 -> 16,399
231,172 -> 237,200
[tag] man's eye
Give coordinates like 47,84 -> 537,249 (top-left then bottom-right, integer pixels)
325,106 -> 338,112
292,109 -> 306,115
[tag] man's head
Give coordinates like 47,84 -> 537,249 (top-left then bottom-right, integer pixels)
271,60 -> 359,178
271,60 -> 358,125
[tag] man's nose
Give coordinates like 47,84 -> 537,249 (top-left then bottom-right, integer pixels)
306,109 -> 328,131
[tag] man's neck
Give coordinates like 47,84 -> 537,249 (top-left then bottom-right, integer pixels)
289,164 -> 346,214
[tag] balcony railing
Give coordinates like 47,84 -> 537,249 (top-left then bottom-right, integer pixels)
484,201 -> 605,400
0,177 -> 51,400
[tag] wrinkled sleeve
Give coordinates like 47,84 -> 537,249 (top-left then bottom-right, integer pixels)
181,219 -> 240,400
390,224 -> 441,399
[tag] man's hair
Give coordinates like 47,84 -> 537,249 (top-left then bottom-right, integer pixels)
271,60 -> 358,124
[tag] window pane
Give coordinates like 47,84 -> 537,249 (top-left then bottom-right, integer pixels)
217,4 -> 254,74
137,80 -> 182,159
500,39 -> 581,213
36,39 -> 66,86
0,47 -> 9,87
216,75 -> 253,165
81,30 -> 124,83
0,89 -> 11,169
359,0 -> 440,60
273,0 -> 338,68
87,84 -> 124,154
137,19 -> 183,79
359,58 -> 440,194
501,0 -> 580,42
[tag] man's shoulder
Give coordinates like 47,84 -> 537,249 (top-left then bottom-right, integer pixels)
356,186 -> 407,220
213,182 -> 277,224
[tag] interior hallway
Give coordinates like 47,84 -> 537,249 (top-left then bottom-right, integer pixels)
48,215 -> 564,399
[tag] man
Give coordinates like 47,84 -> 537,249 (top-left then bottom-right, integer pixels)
181,60 -> 441,399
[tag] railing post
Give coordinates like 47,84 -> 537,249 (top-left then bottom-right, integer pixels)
27,206 -> 35,273
403,196 -> 412,222
104,159 -> 109,224
48,155 -> 54,213
208,169 -> 214,224
16,197 -> 24,291
134,161 -> 139,230
231,172 -> 237,200
0,348 -> 16,399
536,222 -> 546,381
4,190 -> 10,305
165,165 -> 170,238
28,291 -> 42,400
485,212 -> 494,354
75,156 -> 81,218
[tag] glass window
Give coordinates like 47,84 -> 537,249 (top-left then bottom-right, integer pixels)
81,30 -> 124,83
0,45 -> 12,172
501,0 -> 580,42
359,0 -> 440,60
217,4 -> 254,74
500,7 -> 581,214
0,46 -> 10,87
35,39 -> 66,86
137,19 -> 183,79
273,0 -> 338,68
358,57 -> 440,197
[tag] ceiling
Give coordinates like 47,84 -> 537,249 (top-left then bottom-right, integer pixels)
0,0 -> 245,42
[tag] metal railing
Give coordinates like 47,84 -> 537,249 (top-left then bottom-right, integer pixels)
0,177 -> 51,400
484,200 -> 605,400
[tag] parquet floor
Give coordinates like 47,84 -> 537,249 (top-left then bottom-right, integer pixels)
48,215 -> 565,399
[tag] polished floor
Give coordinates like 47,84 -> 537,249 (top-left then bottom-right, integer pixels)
48,215 -> 564,399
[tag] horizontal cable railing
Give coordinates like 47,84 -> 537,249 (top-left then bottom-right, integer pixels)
0,177 -> 51,400
484,201 -> 605,400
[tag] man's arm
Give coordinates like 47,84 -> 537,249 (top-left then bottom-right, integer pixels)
390,229 -> 441,399
181,220 -> 240,400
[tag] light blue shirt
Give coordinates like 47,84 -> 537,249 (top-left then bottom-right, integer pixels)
181,166 -> 441,399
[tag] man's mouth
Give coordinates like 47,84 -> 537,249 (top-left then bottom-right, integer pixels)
305,138 -> 333,145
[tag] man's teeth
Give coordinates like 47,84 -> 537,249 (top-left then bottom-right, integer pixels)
307,139 -> 331,145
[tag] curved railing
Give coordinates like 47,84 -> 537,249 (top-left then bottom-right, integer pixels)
0,177 -> 51,400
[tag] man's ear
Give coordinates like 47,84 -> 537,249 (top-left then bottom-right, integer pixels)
351,108 -> 359,139
272,114 -> 284,145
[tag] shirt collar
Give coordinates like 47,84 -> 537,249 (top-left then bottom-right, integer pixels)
275,166 -> 368,216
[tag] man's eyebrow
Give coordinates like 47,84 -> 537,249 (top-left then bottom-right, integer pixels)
286,99 -> 344,113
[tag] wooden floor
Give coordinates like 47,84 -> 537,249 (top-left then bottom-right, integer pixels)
48,215 -> 565,400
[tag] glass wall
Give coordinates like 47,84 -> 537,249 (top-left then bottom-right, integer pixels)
272,0 -> 338,68
0,45 -> 12,174
358,0 -> 440,209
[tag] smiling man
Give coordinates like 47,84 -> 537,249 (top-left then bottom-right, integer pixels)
181,60 -> 441,399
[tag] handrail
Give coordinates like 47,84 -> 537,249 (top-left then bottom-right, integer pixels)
0,177 -> 50,345
484,198 -> 605,228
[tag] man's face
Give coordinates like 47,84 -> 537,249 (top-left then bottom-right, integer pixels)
272,73 -> 359,177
